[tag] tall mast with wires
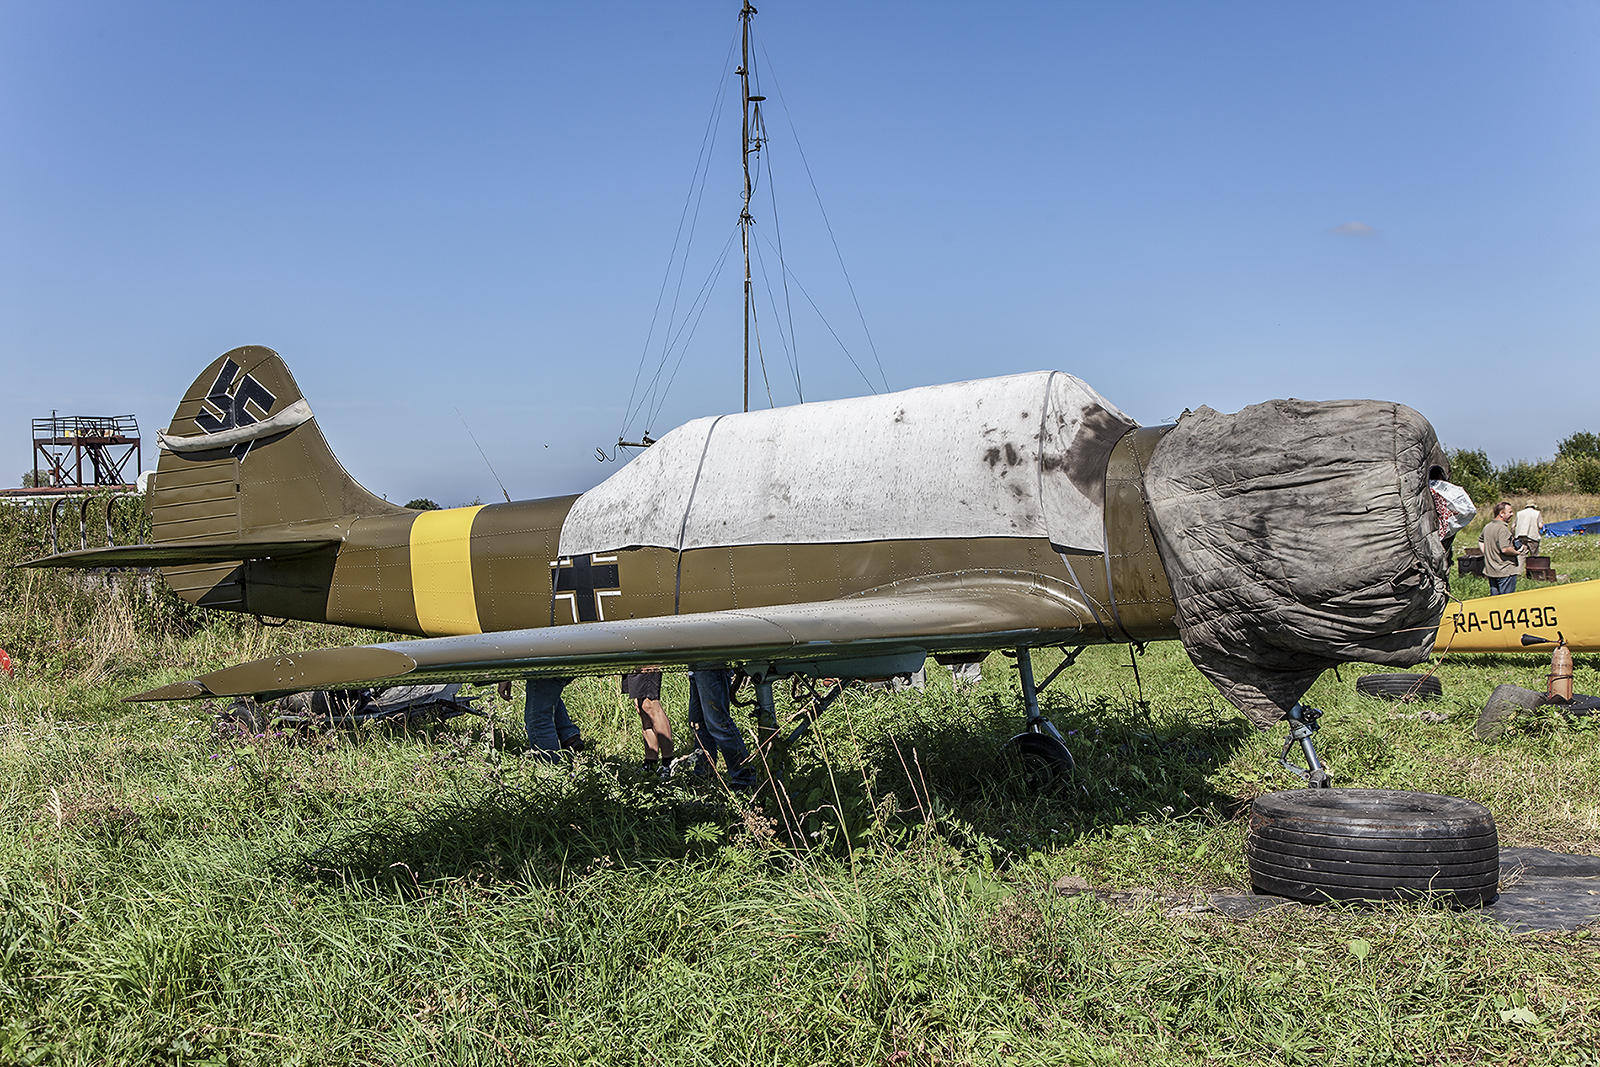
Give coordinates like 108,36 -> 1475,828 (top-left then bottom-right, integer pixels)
739,2 -> 764,413
607,2 -> 887,459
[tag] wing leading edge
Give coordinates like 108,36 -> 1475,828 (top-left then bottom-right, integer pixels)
129,570 -> 1093,701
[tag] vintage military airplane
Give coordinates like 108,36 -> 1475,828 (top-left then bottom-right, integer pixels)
25,346 -> 1454,781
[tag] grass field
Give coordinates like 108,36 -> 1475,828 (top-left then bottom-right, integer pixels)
3,512 -> 1600,1065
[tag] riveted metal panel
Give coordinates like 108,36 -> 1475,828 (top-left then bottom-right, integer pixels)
1102,426 -> 1180,641
410,506 -> 484,636
149,456 -> 239,541
160,561 -> 246,609
469,497 -> 575,631
242,548 -> 338,621
327,514 -> 420,633
677,536 -> 1075,616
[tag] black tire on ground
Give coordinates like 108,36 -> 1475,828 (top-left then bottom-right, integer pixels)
214,697 -> 273,737
1476,684 -> 1544,740
1247,789 -> 1498,907
1550,693 -> 1600,716
1008,733 -> 1075,792
1355,673 -> 1444,702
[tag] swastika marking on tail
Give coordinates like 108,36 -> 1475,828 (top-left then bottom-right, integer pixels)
194,359 -> 279,456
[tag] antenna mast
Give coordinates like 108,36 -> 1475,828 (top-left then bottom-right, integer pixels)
739,2 -> 765,413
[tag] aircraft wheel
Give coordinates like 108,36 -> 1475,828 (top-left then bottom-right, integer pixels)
1355,672 -> 1443,702
214,697 -> 270,737
1247,789 -> 1498,908
1008,733 -> 1075,792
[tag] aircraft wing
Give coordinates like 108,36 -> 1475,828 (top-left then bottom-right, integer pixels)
129,571 -> 1094,701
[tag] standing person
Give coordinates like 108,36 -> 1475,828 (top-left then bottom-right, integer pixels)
1428,466 -> 1475,569
1480,502 -> 1527,596
622,669 -> 673,772
1515,502 -> 1544,555
680,670 -> 710,770
503,676 -> 585,762
683,668 -> 754,789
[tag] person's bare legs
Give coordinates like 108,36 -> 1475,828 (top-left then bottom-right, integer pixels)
635,697 -> 674,767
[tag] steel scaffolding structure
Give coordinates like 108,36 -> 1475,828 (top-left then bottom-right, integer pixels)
31,413 -> 142,488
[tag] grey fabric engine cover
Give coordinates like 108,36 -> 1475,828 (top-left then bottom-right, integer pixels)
1142,399 -> 1450,729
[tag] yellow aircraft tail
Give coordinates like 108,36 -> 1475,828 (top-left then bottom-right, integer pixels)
1437,580 -> 1600,654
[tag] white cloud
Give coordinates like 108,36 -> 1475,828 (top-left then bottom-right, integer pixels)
1329,221 -> 1377,238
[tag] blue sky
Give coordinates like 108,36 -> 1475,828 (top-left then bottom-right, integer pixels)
2,1 -> 1596,503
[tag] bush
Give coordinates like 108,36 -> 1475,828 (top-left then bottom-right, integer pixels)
1448,448 -> 1493,483
1498,459 -> 1552,496
1549,455 -> 1600,494
1557,430 -> 1600,458
0,495 -> 242,678
1446,447 -> 1498,503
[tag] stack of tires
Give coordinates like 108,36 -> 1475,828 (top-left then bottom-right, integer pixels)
1247,790 -> 1499,907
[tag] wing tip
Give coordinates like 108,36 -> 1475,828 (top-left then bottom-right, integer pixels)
126,679 -> 212,702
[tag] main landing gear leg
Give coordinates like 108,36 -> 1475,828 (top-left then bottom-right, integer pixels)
1008,647 -> 1076,791
1279,704 -> 1332,789
743,671 -> 784,794
754,677 -> 779,747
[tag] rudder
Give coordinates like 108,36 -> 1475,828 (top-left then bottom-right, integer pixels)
152,346 -> 407,608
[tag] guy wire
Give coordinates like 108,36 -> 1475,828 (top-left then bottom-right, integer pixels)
455,407 -> 512,504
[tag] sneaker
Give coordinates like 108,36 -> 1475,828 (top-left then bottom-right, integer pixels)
560,734 -> 586,752
667,753 -> 702,777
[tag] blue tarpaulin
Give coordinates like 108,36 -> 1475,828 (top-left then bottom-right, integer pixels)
1542,515 -> 1600,537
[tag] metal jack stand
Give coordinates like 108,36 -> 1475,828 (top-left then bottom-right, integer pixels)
777,677 -> 844,751
1280,704 -> 1332,788
1008,647 -> 1077,790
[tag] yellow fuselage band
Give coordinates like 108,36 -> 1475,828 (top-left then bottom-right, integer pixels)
409,506 -> 484,636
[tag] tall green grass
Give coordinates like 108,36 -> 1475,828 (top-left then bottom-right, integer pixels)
3,508 -> 1600,1065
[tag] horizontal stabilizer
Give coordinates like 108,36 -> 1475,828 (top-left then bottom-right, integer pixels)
21,538 -> 342,569
128,647 -> 418,702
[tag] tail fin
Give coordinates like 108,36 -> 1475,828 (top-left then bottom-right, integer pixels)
146,346 -> 407,609
152,345 -> 404,540
21,347 -> 409,615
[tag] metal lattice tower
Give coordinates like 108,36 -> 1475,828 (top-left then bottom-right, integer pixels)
31,413 -> 142,488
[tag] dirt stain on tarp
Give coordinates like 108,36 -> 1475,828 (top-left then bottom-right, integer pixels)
983,442 -> 1022,469
983,405 -> 1134,502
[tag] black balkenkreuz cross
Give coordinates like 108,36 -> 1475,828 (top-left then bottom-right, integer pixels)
550,554 -> 621,623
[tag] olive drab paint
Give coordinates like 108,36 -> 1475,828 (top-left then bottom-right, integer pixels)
40,347 -> 1186,648
33,346 -> 1517,712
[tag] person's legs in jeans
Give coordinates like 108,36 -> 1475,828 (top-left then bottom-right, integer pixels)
683,671 -> 717,773
524,676 -> 582,761
692,669 -> 752,787
1489,574 -> 1518,596
553,695 -> 582,747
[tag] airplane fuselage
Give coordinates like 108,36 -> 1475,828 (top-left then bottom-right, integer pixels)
162,426 -> 1183,649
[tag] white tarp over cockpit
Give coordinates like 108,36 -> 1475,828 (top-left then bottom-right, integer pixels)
559,371 -> 1138,557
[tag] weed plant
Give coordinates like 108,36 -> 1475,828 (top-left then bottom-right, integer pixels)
2,510 -> 1599,1065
